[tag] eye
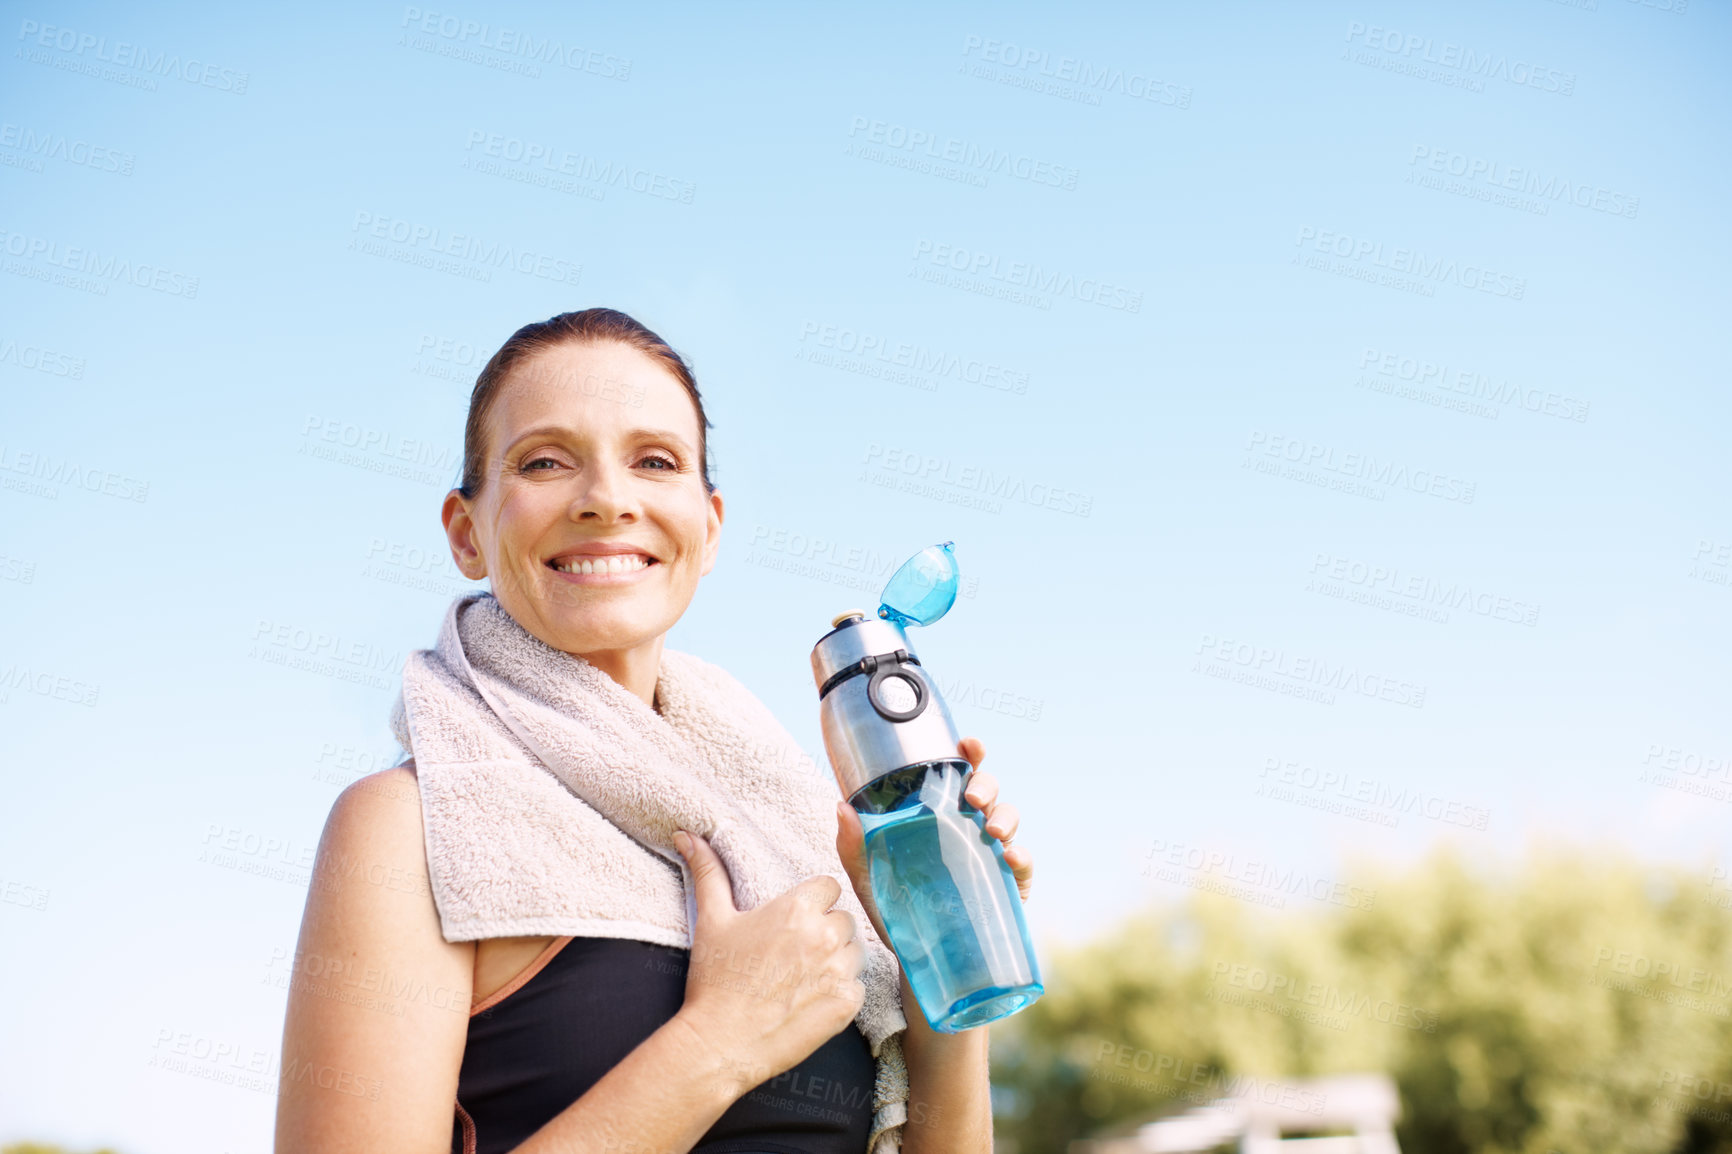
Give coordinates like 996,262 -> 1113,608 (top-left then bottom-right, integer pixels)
637,452 -> 677,471
520,455 -> 562,473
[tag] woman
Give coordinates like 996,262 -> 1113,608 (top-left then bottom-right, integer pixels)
274,308 -> 1035,1154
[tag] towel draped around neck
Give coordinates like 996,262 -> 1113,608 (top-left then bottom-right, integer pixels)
388,591 -> 909,1152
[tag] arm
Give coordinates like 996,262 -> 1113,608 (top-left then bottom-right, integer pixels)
834,737 -> 1034,1154
274,767 -> 474,1152
511,1015 -> 750,1154
520,827 -> 871,1153
899,969 -> 995,1152
274,768 -> 756,1154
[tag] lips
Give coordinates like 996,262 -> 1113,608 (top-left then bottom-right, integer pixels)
548,553 -> 654,575
544,544 -> 660,577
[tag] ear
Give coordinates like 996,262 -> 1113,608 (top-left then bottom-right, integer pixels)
442,489 -> 488,579
698,489 -> 725,577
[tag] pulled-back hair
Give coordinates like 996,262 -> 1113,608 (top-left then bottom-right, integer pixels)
457,308 -> 714,498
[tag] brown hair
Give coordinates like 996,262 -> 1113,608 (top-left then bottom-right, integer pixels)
457,308 -> 714,499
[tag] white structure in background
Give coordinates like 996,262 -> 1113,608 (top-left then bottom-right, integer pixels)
1077,1073 -> 1401,1154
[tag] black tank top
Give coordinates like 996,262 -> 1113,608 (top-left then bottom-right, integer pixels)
452,936 -> 877,1154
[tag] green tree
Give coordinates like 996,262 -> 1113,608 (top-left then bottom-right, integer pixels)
990,847 -> 1732,1154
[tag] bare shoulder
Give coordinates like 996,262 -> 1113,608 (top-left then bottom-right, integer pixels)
336,760 -> 420,815
306,764 -> 438,918
320,762 -> 421,852
278,758 -> 472,1151
343,763 -> 418,806
303,760 -> 448,962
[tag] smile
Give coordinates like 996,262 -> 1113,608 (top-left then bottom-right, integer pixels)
547,554 -> 656,576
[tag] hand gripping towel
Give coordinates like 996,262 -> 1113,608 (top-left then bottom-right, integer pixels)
388,591 -> 910,1153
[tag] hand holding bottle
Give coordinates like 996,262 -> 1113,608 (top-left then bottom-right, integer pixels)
833,735 -> 1033,949
813,541 -> 1045,1033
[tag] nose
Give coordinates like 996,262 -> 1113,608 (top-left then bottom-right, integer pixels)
568,458 -> 638,524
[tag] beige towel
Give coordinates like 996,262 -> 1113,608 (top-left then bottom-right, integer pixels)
388,591 -> 909,1152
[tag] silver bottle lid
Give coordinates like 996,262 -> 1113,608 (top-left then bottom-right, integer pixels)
811,613 -> 961,798
810,613 -> 919,689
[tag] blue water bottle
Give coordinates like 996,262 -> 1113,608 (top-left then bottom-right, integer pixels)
810,542 -> 1044,1032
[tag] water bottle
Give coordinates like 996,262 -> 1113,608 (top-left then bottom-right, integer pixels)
810,542 -> 1044,1032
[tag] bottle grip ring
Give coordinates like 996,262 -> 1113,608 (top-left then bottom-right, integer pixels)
868,662 -> 929,722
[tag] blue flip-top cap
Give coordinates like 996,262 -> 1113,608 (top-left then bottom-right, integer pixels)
877,541 -> 959,627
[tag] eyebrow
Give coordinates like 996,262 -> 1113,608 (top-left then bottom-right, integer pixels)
502,424 -> 696,456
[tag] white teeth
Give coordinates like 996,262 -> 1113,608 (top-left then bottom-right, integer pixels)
552,554 -> 651,574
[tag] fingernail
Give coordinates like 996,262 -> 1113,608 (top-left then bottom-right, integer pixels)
673,830 -> 691,856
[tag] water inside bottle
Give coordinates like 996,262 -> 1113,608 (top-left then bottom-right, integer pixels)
853,759 -> 1044,1032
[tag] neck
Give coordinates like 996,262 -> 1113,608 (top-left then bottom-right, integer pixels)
578,636 -> 665,710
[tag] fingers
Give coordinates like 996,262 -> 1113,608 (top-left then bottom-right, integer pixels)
794,871 -> 844,912
841,938 -> 868,1001
844,937 -> 868,984
833,801 -> 864,858
956,752 -> 1021,857
1003,843 -> 1034,901
963,768 -> 997,810
825,907 -> 858,950
982,801 -> 1019,844
808,889 -> 867,999
674,830 -> 738,922
833,803 -> 873,902
959,735 -> 986,768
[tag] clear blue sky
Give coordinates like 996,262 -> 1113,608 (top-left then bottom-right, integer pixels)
2,1 -> 1728,1150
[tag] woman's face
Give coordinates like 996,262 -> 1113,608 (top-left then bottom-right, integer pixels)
442,340 -> 723,660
